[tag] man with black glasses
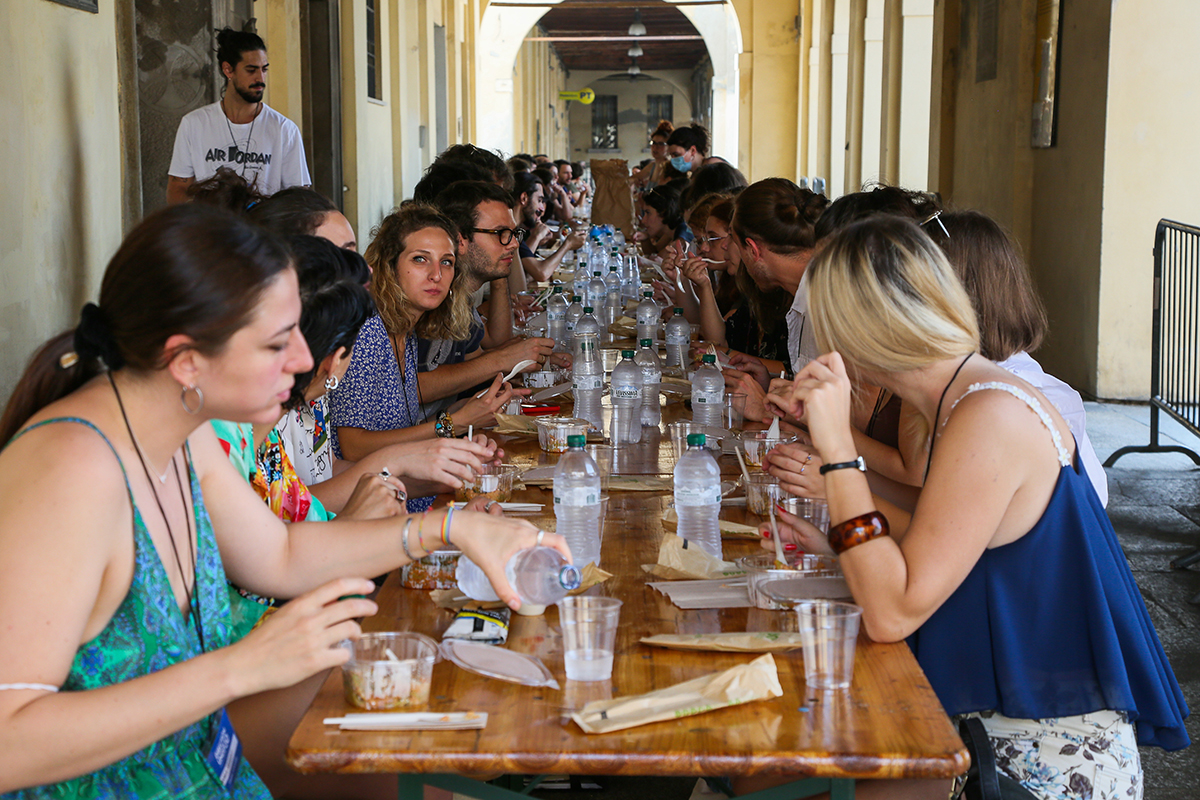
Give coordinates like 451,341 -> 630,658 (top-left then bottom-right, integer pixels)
415,181 -> 556,418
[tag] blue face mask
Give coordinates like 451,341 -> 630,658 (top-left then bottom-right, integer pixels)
670,155 -> 691,172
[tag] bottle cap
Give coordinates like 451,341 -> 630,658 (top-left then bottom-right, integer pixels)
558,565 -> 583,592
622,350 -> 635,358
702,354 -> 716,364
552,286 -> 562,293
639,338 -> 653,347
643,291 -> 653,297
583,307 -> 594,314
673,308 -> 684,315
686,433 -> 707,447
572,295 -> 582,302
567,434 -> 586,447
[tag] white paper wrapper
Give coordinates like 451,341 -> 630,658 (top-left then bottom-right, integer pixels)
572,654 -> 783,734
641,533 -> 746,580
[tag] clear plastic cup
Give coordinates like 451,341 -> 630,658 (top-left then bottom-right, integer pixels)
745,472 -> 784,515
739,431 -> 798,467
342,632 -> 439,710
779,495 -> 830,533
584,444 -> 614,491
737,553 -> 842,609
558,596 -> 622,682
668,420 -> 719,461
795,601 -> 862,691
722,392 -> 747,430
456,463 -> 519,503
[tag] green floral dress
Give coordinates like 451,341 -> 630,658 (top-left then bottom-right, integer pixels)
2,418 -> 271,799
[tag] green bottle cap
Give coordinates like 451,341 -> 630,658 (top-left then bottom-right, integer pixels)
567,434 -> 586,447
622,350 -> 635,358
702,354 -> 716,364
583,307 -> 594,314
686,433 -> 707,447
639,338 -> 653,347
673,308 -> 684,315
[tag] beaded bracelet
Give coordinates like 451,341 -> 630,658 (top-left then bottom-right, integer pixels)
827,510 -> 890,555
441,507 -> 455,546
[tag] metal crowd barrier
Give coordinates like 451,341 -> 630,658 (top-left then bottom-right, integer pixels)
1104,220 -> 1200,583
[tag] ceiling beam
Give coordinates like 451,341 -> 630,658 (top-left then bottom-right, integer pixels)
525,34 -> 703,41
492,1 -> 725,7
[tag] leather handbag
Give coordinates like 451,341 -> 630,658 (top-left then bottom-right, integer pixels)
958,717 -> 1039,800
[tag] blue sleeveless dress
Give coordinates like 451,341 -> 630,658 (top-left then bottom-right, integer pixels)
2,418 -> 271,798
908,384 -> 1189,751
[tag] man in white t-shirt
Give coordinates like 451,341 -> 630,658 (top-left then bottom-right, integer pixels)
166,28 -> 310,204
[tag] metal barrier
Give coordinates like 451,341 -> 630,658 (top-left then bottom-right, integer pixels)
1104,219 -> 1200,469
1104,220 -> 1200,583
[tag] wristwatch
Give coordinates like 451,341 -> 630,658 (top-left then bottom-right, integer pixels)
819,456 -> 867,476
434,410 -> 455,439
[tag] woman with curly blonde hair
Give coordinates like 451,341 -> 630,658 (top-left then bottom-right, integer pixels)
328,204 -> 517,511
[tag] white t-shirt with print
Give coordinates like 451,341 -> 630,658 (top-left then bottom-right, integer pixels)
168,101 -> 310,195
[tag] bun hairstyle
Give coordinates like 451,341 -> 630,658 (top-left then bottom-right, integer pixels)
215,27 -> 267,71
814,183 -> 940,242
666,124 -> 710,157
651,119 -> 674,140
188,166 -> 267,212
731,178 -> 828,256
0,204 -> 292,444
807,216 -> 980,374
285,235 -> 374,411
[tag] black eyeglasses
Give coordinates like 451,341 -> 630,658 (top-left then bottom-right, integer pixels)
468,227 -> 528,245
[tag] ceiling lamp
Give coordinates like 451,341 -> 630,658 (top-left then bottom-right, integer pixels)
627,8 -> 647,36
628,60 -> 642,76
627,43 -> 644,58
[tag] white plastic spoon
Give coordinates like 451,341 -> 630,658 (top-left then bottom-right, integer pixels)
475,360 -> 538,397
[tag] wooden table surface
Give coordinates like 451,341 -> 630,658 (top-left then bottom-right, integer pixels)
287,397 -> 968,782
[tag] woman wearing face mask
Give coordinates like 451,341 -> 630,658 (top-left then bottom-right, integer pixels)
665,124 -> 710,177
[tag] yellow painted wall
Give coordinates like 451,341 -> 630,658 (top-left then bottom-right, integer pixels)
0,1 -> 123,404
1094,0 -> 1200,398
733,0 -> 801,183
261,0 -> 305,130
512,37 -> 569,158
565,71 -> 694,166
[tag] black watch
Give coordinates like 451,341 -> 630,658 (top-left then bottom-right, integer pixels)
819,456 -> 867,475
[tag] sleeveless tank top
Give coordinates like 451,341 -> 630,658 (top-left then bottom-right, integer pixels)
908,384 -> 1190,751
2,418 -> 271,798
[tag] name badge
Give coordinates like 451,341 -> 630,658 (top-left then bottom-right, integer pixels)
205,708 -> 244,789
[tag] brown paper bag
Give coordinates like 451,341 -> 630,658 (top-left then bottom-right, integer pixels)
572,653 -> 783,734
641,533 -> 746,580
640,632 -> 805,653
492,413 -> 539,436
589,158 -> 635,238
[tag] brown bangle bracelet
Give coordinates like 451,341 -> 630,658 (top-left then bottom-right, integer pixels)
827,510 -> 890,554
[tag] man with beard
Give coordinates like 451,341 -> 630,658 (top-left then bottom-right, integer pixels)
167,28 -> 310,204
415,180 -> 557,417
514,171 -> 585,283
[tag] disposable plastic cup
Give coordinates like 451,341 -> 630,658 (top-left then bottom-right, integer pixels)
668,421 -> 719,461
723,393 -> 748,430
739,431 -> 799,467
779,496 -> 830,533
584,444 -> 614,491
558,596 -> 622,682
794,601 -> 862,691
342,632 -> 439,710
745,472 -> 784,515
598,495 -> 610,544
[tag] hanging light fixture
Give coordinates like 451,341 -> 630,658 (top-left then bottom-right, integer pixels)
627,43 -> 644,58
627,8 -> 647,36
627,59 -> 641,76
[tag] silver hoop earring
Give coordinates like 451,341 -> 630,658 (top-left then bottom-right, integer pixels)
324,375 -> 339,391
181,384 -> 205,415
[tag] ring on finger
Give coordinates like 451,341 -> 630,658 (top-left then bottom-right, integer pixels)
535,529 -> 546,546
484,500 -> 498,512
379,467 -> 391,479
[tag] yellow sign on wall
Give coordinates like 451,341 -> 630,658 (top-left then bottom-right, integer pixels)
558,88 -> 595,105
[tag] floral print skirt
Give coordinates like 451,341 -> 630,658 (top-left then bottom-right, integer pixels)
951,709 -> 1141,800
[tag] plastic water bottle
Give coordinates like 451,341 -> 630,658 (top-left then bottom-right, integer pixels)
554,435 -> 603,567
573,260 -> 590,302
674,433 -> 723,559
665,308 -> 690,369
621,254 -> 641,301
586,271 -> 607,314
546,286 -> 569,352
691,353 -> 725,428
572,333 -> 604,430
573,307 -> 601,356
636,291 -> 660,343
455,547 -> 583,611
604,265 -> 623,309
635,338 -> 662,427
565,294 -> 585,335
609,350 -> 643,445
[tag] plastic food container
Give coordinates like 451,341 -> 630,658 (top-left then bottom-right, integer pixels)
342,632 -> 439,710
400,549 -> 462,590
535,416 -> 591,453
524,368 -> 561,388
739,431 -> 798,467
745,472 -> 784,515
738,554 -> 843,610
455,463 -> 519,503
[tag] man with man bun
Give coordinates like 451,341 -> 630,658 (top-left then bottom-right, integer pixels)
167,28 -> 310,204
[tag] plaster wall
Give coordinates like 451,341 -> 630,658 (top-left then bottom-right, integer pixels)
565,71 -> 694,167
0,1 -> 123,405
1095,0 -> 1200,398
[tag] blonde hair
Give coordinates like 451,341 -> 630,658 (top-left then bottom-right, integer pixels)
364,205 -> 472,342
807,216 -> 980,373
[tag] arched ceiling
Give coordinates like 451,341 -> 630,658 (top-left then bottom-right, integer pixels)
521,0 -> 711,72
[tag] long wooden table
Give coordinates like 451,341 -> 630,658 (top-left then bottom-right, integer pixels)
287,399 -> 968,799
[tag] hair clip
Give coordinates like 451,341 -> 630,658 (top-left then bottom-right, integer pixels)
58,351 -> 80,369
919,209 -> 950,239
